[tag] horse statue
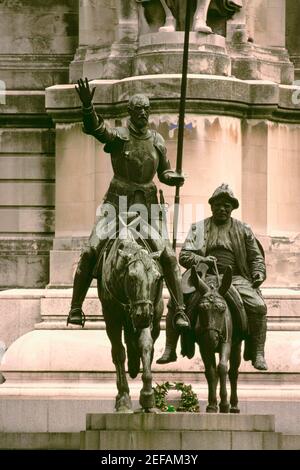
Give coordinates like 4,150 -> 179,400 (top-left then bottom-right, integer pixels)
137,0 -> 243,34
182,265 -> 245,413
97,224 -> 164,412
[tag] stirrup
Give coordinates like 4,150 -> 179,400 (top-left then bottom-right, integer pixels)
66,308 -> 86,328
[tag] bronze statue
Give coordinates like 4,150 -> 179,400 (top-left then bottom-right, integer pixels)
96,225 -> 164,412
182,264 -> 244,413
137,0 -> 242,33
157,183 -> 268,371
67,78 -> 189,333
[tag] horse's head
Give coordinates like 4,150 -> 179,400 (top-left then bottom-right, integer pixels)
190,266 -> 232,341
118,241 -> 161,330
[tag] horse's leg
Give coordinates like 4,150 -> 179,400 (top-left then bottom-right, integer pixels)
218,342 -> 230,413
138,327 -> 155,411
193,0 -> 212,33
104,310 -> 132,413
200,342 -> 218,413
228,340 -> 242,413
159,0 -> 176,32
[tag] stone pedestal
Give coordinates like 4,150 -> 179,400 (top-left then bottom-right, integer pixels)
81,412 -> 279,450
134,32 -> 230,76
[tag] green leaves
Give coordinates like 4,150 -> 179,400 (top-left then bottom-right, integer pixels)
153,381 -> 200,413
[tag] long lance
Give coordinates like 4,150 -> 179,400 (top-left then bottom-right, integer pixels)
172,0 -> 191,250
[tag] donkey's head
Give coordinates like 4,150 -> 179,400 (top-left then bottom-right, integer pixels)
190,265 -> 232,341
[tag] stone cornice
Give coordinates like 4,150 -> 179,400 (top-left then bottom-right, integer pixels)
45,75 -> 300,124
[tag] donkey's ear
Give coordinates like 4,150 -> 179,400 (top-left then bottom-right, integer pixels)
191,266 -> 209,295
150,250 -> 162,260
219,266 -> 232,297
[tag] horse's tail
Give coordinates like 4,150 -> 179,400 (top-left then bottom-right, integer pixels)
124,326 -> 140,379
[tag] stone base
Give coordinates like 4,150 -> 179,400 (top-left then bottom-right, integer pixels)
82,412 -> 281,450
134,32 -> 231,76
228,43 -> 294,85
69,43 -> 137,82
0,408 -> 299,449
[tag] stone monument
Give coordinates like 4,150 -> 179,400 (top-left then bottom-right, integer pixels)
1,0 -> 300,448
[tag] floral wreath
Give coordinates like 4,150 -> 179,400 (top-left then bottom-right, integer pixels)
153,381 -> 200,412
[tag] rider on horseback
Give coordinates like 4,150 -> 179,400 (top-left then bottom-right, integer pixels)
157,183 -> 268,371
67,78 -> 189,331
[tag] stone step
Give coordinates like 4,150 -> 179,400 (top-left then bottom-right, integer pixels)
86,412 -> 275,432
280,434 -> 300,450
0,432 -> 80,450
81,413 -> 281,450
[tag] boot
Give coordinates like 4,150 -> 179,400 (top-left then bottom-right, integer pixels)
66,249 -> 96,327
248,314 -> 268,371
156,305 -> 180,364
160,248 -> 190,330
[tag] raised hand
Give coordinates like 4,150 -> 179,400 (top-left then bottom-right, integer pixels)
75,77 -> 96,108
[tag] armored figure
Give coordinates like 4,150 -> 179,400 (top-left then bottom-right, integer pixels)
157,183 -> 268,371
67,78 -> 189,330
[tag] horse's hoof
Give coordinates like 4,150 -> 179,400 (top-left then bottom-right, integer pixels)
206,405 -> 218,413
219,404 -> 230,414
115,393 -> 132,413
116,407 -> 134,414
230,407 -> 240,414
135,407 -> 161,414
140,391 -> 155,410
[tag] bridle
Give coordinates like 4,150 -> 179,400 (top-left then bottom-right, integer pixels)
102,248 -> 155,317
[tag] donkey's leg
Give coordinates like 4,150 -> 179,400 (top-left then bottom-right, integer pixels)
193,0 -> 212,33
218,342 -> 230,413
228,341 -> 242,413
138,327 -> 155,411
159,0 -> 176,32
104,312 -> 132,413
200,343 -> 218,413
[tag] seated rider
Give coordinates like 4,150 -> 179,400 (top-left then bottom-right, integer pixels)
157,183 -> 268,371
67,78 -> 190,331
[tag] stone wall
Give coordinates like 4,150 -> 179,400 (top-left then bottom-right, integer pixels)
0,0 -> 79,288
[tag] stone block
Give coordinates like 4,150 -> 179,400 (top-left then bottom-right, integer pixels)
0,129 -> 55,154
0,399 -> 48,433
181,430 -> 231,450
0,209 -> 55,233
231,431 -> 263,450
280,434 -> 300,450
0,155 -> 55,180
88,412 -> 275,432
262,431 -> 281,450
98,430 -> 181,450
0,239 -> 51,289
83,430 -> 100,450
0,182 -> 54,206
0,432 -> 80,450
49,250 -> 81,286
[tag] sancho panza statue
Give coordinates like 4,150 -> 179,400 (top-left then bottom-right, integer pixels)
157,184 -> 268,371
67,78 -> 189,331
